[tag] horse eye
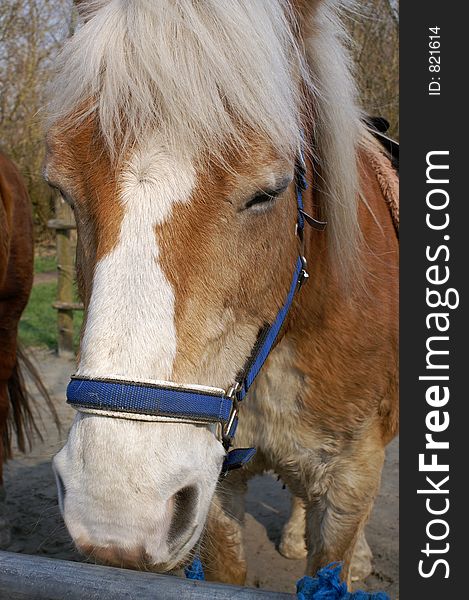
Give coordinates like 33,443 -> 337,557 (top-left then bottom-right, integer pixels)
245,190 -> 280,210
242,176 -> 292,212
47,181 -> 75,210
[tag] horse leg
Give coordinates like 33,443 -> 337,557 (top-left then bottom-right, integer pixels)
279,495 -> 307,559
0,460 -> 9,548
0,328 -> 18,473
0,331 -> 15,549
200,470 -> 248,585
304,434 -> 384,586
0,380 -> 8,480
279,493 -> 372,578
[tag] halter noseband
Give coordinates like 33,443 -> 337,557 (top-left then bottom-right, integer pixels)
66,155 -> 324,473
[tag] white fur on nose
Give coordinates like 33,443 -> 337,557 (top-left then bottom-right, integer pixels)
56,142 -> 225,568
54,414 -> 224,567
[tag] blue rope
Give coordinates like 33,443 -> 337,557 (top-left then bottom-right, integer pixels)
184,556 -> 205,581
184,559 -> 390,599
296,564 -> 389,600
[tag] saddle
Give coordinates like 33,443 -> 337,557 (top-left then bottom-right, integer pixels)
366,117 -> 399,235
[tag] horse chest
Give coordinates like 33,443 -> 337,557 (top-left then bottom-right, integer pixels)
235,339 -> 313,463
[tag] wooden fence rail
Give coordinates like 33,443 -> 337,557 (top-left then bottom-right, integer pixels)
0,551 -> 295,600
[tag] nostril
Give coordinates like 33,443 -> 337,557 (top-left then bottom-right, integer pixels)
168,485 -> 199,548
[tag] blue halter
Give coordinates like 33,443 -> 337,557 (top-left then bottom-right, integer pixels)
66,157 -> 324,473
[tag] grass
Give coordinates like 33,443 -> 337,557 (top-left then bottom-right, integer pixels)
19,252 -> 83,350
19,283 -> 58,349
34,254 -> 57,274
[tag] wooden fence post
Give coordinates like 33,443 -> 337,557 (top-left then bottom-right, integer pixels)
48,194 -> 78,358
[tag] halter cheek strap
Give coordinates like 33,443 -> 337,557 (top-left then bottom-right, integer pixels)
66,159 -> 323,473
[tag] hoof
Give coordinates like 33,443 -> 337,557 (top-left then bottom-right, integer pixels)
351,533 -> 373,581
279,531 -> 307,560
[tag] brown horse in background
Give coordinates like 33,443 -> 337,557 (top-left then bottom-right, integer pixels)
0,150 -> 54,545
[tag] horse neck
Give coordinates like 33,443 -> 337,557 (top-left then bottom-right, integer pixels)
294,137 -> 399,332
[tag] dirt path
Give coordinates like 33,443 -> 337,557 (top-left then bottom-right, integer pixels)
32,271 -> 56,286
3,349 -> 398,597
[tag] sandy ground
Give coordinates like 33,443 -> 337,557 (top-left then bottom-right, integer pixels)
2,348 -> 398,598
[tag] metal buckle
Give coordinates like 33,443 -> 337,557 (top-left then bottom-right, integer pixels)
222,382 -> 241,448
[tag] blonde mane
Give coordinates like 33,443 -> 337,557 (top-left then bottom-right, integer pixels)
47,0 -> 363,273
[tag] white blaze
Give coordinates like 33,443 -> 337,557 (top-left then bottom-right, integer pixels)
77,144 -> 195,380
